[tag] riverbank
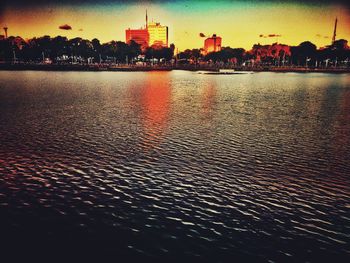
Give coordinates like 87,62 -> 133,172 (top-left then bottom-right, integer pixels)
0,63 -> 349,73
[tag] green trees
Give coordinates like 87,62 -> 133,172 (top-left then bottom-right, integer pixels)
204,47 -> 245,63
178,48 -> 202,63
0,34 -> 349,67
290,41 -> 317,66
0,37 -> 17,61
145,46 -> 174,62
177,47 -> 245,64
317,39 -> 350,67
0,35 -> 143,63
249,43 -> 291,66
51,36 -> 69,59
21,36 -> 53,62
289,40 -> 350,67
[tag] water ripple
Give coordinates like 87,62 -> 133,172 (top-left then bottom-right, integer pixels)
0,71 -> 349,261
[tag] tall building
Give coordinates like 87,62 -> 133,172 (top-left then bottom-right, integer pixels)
148,22 -> 168,47
204,34 -> 222,54
125,10 -> 149,49
125,11 -> 169,49
125,28 -> 149,49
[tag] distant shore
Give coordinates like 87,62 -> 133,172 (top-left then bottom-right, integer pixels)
0,63 -> 349,73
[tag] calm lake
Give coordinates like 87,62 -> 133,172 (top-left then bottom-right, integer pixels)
0,71 -> 349,262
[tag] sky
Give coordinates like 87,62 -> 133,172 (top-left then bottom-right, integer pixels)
1,0 -> 350,51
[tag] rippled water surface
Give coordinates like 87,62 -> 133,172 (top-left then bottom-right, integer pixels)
0,71 -> 349,261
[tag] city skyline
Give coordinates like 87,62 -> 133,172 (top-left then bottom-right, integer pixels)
1,0 -> 350,51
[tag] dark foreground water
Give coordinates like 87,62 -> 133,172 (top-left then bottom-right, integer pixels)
0,71 -> 349,262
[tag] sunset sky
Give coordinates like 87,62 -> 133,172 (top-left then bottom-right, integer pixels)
1,0 -> 350,51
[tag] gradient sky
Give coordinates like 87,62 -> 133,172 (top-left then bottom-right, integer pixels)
1,0 -> 350,51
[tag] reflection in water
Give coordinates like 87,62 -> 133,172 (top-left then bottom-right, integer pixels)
128,72 -> 171,151
0,71 -> 349,262
141,72 -> 171,151
201,80 -> 217,121
333,89 -> 350,163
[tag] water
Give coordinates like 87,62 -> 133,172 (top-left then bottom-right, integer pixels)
0,71 -> 349,262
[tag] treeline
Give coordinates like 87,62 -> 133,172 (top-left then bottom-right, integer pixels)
0,35 -> 175,63
178,47 -> 245,64
178,40 -> 350,67
1,35 -> 349,67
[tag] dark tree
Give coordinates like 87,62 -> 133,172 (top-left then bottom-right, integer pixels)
291,41 -> 317,66
145,46 -> 174,62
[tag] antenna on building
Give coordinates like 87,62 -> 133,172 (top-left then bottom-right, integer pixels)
3,26 -> 8,39
146,10 -> 148,29
332,17 -> 337,44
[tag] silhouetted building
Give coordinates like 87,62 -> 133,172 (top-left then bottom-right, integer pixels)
204,34 -> 222,54
148,22 -> 168,47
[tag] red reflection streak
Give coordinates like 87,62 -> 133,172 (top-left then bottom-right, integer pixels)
141,72 -> 171,151
201,84 -> 217,119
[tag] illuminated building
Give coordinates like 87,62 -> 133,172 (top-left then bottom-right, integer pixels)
125,10 -> 169,49
148,22 -> 168,47
125,10 -> 149,49
204,34 -> 222,54
125,28 -> 149,49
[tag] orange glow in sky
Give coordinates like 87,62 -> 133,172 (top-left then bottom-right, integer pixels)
1,1 -> 350,51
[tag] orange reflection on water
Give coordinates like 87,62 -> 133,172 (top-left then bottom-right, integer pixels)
201,82 -> 217,120
140,72 -> 172,151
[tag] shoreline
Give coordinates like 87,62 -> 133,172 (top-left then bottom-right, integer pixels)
0,63 -> 349,73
